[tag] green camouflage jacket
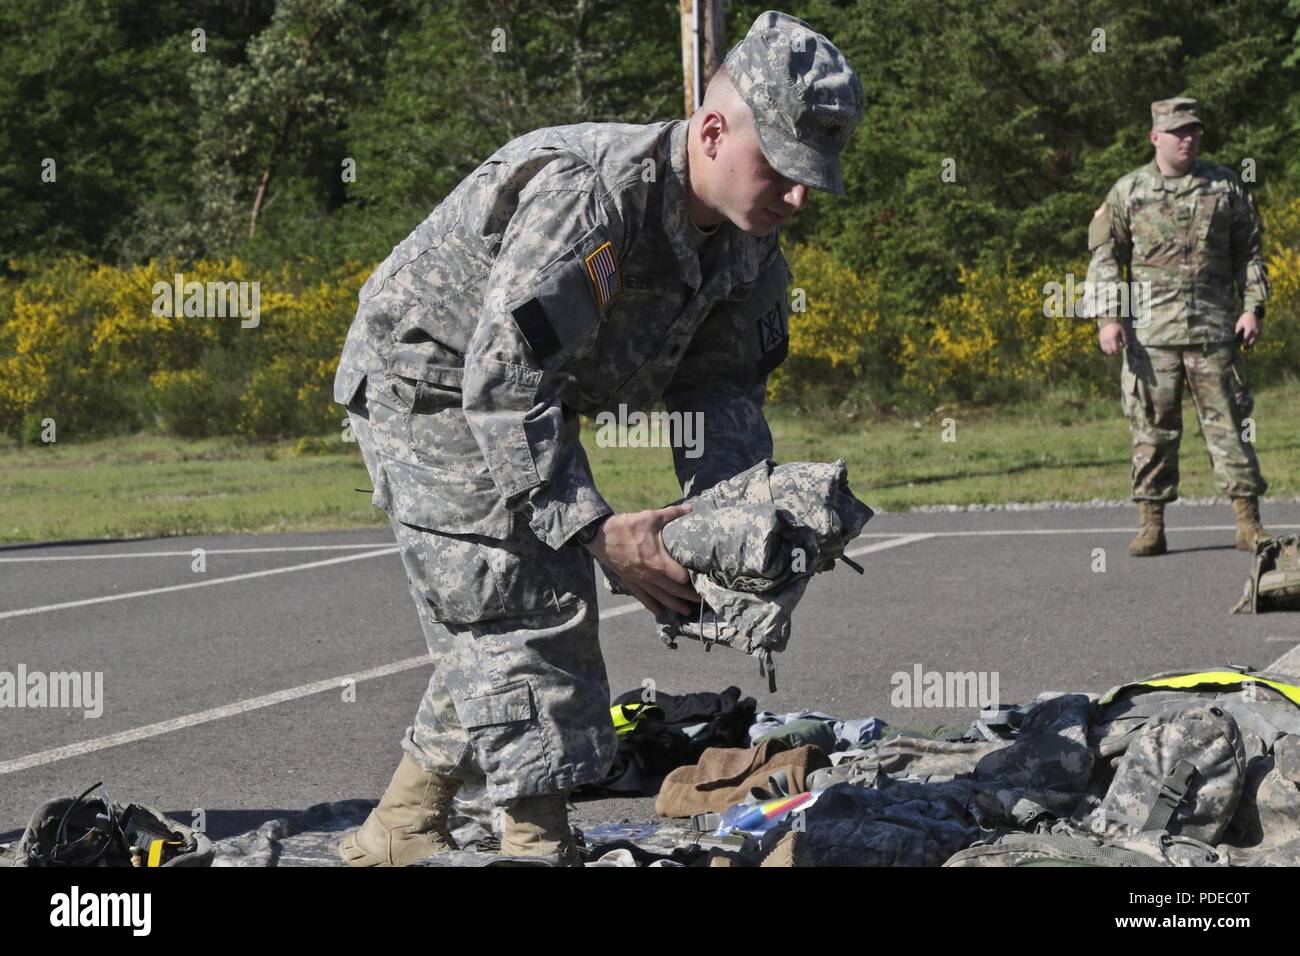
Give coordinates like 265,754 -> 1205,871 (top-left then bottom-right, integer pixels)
1085,158 -> 1269,346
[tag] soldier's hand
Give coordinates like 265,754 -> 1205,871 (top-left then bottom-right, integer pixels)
1098,321 -> 1128,355
1235,311 -> 1261,349
586,504 -> 701,618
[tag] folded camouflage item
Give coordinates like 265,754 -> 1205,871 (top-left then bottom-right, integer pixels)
779,780 -> 983,867
626,458 -> 872,690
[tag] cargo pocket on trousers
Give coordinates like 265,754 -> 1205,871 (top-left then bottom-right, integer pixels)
1122,352 -> 1152,424
458,680 -> 550,772
460,680 -> 536,728
1228,355 -> 1255,420
398,522 -> 507,623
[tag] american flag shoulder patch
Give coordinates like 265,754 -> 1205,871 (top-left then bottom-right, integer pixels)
583,240 -> 622,311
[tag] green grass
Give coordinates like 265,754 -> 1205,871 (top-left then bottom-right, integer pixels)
3,385 -> 1297,543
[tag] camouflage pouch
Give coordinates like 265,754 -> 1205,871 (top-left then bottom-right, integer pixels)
651,458 -> 872,691
1080,702 -> 1246,844
1233,535 -> 1300,614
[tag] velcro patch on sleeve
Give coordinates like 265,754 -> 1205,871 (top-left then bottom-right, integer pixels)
508,224 -> 618,366
1088,204 -> 1112,251
755,299 -> 790,377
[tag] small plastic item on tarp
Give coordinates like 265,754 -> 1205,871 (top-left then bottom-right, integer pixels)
714,790 -> 822,836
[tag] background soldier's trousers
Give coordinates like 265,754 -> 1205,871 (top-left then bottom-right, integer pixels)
346,398 -> 617,806
1121,340 -> 1266,502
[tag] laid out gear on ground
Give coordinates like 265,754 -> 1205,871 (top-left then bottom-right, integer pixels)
9,667 -> 1298,867
2,782 -> 212,868
1234,534 -> 1300,614
935,667 -> 1300,867
604,458 -> 872,690
684,666 -> 1300,867
337,753 -> 459,867
943,825 -> 1226,867
1080,700 -> 1246,844
1128,500 -> 1167,557
576,686 -> 757,797
499,794 -> 583,865
1232,496 -> 1270,551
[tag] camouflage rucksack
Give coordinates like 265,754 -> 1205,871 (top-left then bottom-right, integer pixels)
1233,534 -> 1300,613
1086,669 -> 1300,862
1079,701 -> 1246,844
945,668 -> 1300,866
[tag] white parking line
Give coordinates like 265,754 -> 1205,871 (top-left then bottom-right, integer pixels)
0,599 -> 649,775
856,524 -> 1300,538
1269,645 -> 1300,676
847,533 -> 935,555
0,531 -> 939,621
0,534 -> 938,774
0,655 -> 429,776
6,526 -> 1289,778
0,543 -> 394,563
0,548 -> 399,620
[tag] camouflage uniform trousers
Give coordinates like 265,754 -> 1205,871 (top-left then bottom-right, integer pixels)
1120,339 -> 1266,502
345,388 -> 618,806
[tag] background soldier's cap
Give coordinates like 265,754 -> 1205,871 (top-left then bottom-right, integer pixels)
723,10 -> 863,195
1151,97 -> 1203,132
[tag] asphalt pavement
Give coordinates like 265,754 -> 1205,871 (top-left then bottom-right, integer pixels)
3,502 -> 1300,842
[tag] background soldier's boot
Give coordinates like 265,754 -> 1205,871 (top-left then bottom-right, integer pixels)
1128,501 -> 1167,557
1232,496 -> 1270,551
338,753 -> 459,866
500,794 -> 582,865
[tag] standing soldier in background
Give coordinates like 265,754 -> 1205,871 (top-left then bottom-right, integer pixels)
1087,97 -> 1271,557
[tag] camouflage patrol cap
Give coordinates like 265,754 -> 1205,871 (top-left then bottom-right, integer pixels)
1151,97 -> 1203,132
723,10 -> 864,195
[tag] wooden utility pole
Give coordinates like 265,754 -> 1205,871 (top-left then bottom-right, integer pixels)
680,0 -> 726,117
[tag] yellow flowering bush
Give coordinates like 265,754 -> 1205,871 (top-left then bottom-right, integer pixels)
896,259 -> 1101,402
770,242 -> 880,404
2,203 -> 1297,442
0,257 -> 366,439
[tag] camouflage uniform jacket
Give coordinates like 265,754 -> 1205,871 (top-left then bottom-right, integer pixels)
1086,159 -> 1269,346
650,458 -> 873,687
333,120 -> 792,549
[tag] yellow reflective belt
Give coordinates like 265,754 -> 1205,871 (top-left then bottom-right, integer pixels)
1100,671 -> 1300,706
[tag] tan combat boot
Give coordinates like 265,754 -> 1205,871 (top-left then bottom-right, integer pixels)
500,794 -> 583,865
338,753 -> 459,866
1232,496 -> 1270,551
1128,500 -> 1167,557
